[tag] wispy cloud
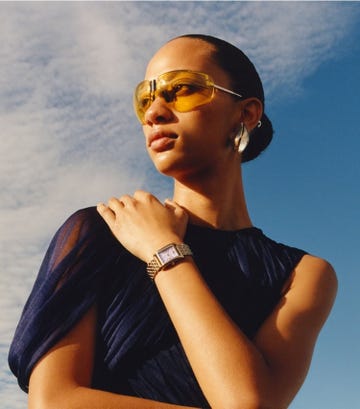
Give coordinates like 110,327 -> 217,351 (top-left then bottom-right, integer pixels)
0,2 -> 358,407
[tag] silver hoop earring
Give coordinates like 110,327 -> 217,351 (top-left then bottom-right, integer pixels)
234,123 -> 250,153
257,120 -> 262,128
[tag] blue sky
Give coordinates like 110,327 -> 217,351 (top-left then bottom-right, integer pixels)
1,2 -> 359,408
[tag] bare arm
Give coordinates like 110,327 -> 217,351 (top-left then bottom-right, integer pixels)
154,254 -> 337,409
97,191 -> 338,409
28,305 -> 199,409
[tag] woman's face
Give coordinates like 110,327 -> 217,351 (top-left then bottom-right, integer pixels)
141,37 -> 243,179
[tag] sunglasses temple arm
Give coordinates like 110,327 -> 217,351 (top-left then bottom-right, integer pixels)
214,84 -> 243,99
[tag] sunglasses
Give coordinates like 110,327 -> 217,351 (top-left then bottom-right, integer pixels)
133,70 -> 244,124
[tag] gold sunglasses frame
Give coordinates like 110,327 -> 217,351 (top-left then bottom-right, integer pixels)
133,70 -> 244,123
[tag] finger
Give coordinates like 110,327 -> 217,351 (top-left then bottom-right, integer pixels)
164,198 -> 177,210
165,199 -> 189,220
118,194 -> 136,207
97,203 -> 116,226
134,190 -> 161,204
108,197 -> 124,213
164,198 -> 184,211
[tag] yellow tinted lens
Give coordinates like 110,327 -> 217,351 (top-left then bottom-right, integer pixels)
133,70 -> 216,123
158,71 -> 214,112
134,81 -> 151,122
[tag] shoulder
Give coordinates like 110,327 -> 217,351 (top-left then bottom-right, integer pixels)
294,255 -> 338,300
44,206 -> 118,272
53,206 -> 110,245
284,255 -> 338,328
60,206 -> 106,232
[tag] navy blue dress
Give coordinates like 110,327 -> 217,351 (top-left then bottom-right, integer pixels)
8,207 -> 306,407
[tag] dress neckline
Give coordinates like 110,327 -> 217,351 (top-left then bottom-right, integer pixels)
187,223 -> 262,236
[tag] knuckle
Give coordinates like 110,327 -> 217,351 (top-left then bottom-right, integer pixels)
134,190 -> 152,201
108,197 -> 118,205
133,190 -> 143,198
119,194 -> 130,202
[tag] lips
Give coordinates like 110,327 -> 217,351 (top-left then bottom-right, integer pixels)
148,132 -> 178,151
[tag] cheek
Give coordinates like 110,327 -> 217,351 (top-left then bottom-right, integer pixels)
187,109 -> 233,147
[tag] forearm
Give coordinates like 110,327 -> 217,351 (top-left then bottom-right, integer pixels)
28,303 -> 201,409
155,258 -> 272,409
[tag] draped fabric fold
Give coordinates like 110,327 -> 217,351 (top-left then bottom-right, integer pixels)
9,207 -> 306,407
8,207 -> 128,391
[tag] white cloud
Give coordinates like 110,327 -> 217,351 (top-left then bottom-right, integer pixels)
0,2 -> 358,407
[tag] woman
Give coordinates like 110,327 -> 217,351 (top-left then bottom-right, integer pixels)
9,34 -> 337,409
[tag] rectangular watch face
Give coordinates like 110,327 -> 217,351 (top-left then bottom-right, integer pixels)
157,245 -> 180,264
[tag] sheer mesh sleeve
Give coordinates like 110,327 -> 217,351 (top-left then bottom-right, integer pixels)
8,207 -> 123,392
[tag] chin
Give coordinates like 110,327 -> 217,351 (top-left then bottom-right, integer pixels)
152,161 -> 178,177
149,151 -> 180,174
149,150 -> 211,180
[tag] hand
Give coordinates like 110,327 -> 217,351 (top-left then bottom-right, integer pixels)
97,190 -> 189,262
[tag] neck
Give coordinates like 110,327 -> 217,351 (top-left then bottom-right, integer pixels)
172,165 -> 252,231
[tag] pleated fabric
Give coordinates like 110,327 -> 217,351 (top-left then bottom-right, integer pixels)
8,207 -> 306,407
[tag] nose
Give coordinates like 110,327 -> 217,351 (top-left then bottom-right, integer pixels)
144,96 -> 175,125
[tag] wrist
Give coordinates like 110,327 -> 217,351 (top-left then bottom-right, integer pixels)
145,236 -> 184,262
147,242 -> 193,280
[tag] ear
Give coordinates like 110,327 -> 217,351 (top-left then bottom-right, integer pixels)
240,98 -> 263,131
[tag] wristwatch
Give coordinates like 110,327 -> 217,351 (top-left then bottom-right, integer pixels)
147,243 -> 193,280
